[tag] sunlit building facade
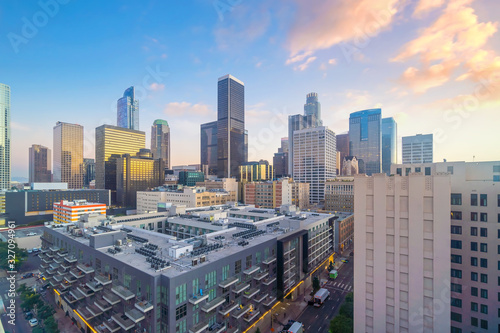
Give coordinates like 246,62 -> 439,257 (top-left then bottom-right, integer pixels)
151,119 -> 171,169
117,86 -> 139,130
0,83 -> 11,190
382,117 -> 397,175
53,122 -> 84,189
349,109 -> 382,175
53,199 -> 106,224
200,121 -> 218,176
29,144 -> 52,183
239,160 -> 274,182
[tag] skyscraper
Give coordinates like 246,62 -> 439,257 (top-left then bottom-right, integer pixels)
117,86 -> 139,130
83,158 -> 95,187
0,83 -> 10,190
381,117 -> 397,175
402,134 -> 433,164
217,74 -> 246,178
29,144 -> 52,183
151,119 -> 171,169
200,121 -> 218,176
304,92 -> 322,126
336,133 -> 349,175
53,122 -> 84,189
273,137 -> 289,178
293,126 -> 336,203
349,109 -> 382,175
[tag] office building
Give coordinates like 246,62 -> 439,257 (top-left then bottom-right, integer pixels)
290,182 -> 310,210
354,173 -> 451,333
200,121 -> 218,176
325,177 -> 354,213
0,83 -> 10,190
116,149 -> 165,208
95,124 -> 145,203
53,200 -> 106,224
83,158 -> 95,188
53,122 -> 84,189
195,178 -> 238,196
349,109 -> 382,175
336,133 -> 349,175
293,126 -> 336,203
391,161 -> 500,332
151,119 -> 171,169
382,117 -> 397,175
303,92 -> 322,126
117,86 -> 139,130
244,178 -> 292,209
217,74 -> 246,178
178,171 -> 204,186
402,134 -> 433,164
29,144 -> 52,183
334,212 -> 354,253
273,138 -> 289,178
239,160 -> 274,182
342,156 -> 359,176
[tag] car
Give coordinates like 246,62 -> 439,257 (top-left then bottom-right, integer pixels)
27,249 -> 33,254
27,232 -> 37,236
29,318 -> 38,327
24,311 -> 33,320
33,248 -> 40,252
22,273 -> 34,279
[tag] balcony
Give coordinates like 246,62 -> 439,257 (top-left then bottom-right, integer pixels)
254,293 -> 268,303
40,262 -> 49,269
233,281 -> 250,294
95,298 -> 112,312
95,274 -> 112,285
53,275 -> 64,282
243,266 -> 259,275
78,307 -> 95,321
262,296 -> 276,307
201,296 -> 226,313
69,289 -> 85,302
125,308 -> 145,323
49,278 -> 58,287
53,257 -> 64,264
49,246 -> 60,252
253,271 -> 268,281
49,262 -> 60,269
111,313 -> 135,331
42,257 -> 53,264
86,281 -> 103,292
189,320 -> 209,333
232,304 -> 250,319
226,328 -> 239,333
65,255 -> 77,263
59,282 -> 71,291
103,318 -> 121,332
219,301 -> 239,316
65,275 -> 77,284
189,293 -> 208,305
69,268 -> 85,279
112,285 -> 135,301
262,277 -> 276,286
87,304 -> 103,317
243,288 -> 259,299
243,310 -> 260,322
57,251 -> 68,257
219,276 -> 238,288
77,263 -> 95,274
135,300 -> 153,313
103,292 -> 121,305
262,256 -> 276,265
77,285 -> 94,297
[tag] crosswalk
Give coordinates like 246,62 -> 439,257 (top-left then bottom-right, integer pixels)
325,280 -> 353,292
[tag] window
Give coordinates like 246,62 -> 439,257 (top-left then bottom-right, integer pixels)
175,284 -> 186,305
498,245 -> 500,254
246,255 -> 252,269
494,175 -> 500,182
451,283 -> 462,293
451,240 -> 462,249
405,168 -> 411,176
451,193 -> 462,205
451,327 -> 462,333
498,194 -> 500,207
451,298 -> 462,308
480,319 -> 488,330
396,168 -> 402,176
471,257 -> 478,266
480,194 -> 487,206
471,317 -> 478,327
471,287 -> 478,296
471,302 -> 478,312
451,255 -> 462,264
480,243 -> 487,252
451,211 -> 462,220
480,258 -> 487,268
448,166 -> 454,175
471,227 -> 478,236
175,304 -> 187,320
471,212 -> 478,221
451,269 -> 462,278
480,228 -> 487,237
425,167 -> 431,176
480,274 -> 488,283
450,312 -> 462,323
471,242 -> 478,251
415,167 -> 421,173
235,260 -> 241,274
451,226 -> 462,234
471,272 -> 478,281
481,289 -> 488,299
480,213 -> 488,222
498,213 -> 500,223
471,194 -> 478,206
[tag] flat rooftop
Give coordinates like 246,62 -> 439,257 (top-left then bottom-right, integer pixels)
0,226 -> 45,240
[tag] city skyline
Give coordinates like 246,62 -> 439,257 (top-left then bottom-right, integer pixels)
2,0 -> 499,179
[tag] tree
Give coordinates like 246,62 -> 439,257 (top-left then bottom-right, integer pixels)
312,276 -> 320,292
255,328 -> 261,333
38,304 -> 55,320
44,316 -> 60,333
0,241 -> 27,270
329,315 -> 353,333
21,293 -> 42,311
339,302 -> 353,319
345,292 -> 354,303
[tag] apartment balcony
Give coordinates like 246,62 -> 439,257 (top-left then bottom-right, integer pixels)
243,310 -> 260,323
262,296 -> 276,307
225,328 -> 239,333
201,296 -> 226,313
232,304 -> 250,319
111,313 -> 135,331
49,278 -> 58,287
219,301 -> 239,316
125,308 -> 145,323
49,246 -> 60,252
77,263 -> 95,274
254,293 -> 268,303
54,274 -> 65,283
69,289 -> 85,302
243,288 -> 259,299
40,262 -> 49,269
59,282 -> 71,291
253,271 -> 268,281
53,257 -> 64,264
42,257 -> 53,264
65,255 -> 77,263
219,276 -> 238,288
70,268 -> 85,279
262,276 -> 276,286
135,300 -> 153,313
233,281 -> 250,294
94,274 -> 112,285
262,256 -> 276,265
103,292 -> 121,305
189,293 -> 208,305
41,248 -> 49,254
111,285 -> 135,301
103,318 -> 121,332
65,274 -> 77,284
57,266 -> 69,274
189,320 -> 209,333
49,262 -> 60,270
95,298 -> 112,312
284,248 -> 294,256
87,304 -> 103,317
61,261 -> 72,270
86,281 -> 103,293
77,285 -> 94,298
78,306 -> 95,321
243,266 -> 259,275
57,251 -> 68,257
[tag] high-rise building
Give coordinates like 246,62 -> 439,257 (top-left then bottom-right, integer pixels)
381,117 -> 397,175
117,86 -> 139,130
304,92 -> 322,126
95,124 -> 145,203
349,109 -> 382,175
336,133 -> 349,175
390,161 -> 500,332
354,173 -> 451,333
29,144 -> 52,183
402,134 -> 433,164
0,83 -> 10,190
200,121 -> 218,175
53,122 -> 84,189
239,160 -> 274,182
151,119 -> 171,169
83,158 -> 95,187
290,181 -> 310,210
342,156 -> 359,176
217,74 -> 246,178
273,138 -> 289,178
293,126 -> 336,203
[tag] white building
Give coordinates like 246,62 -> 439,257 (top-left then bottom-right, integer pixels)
354,172 -> 451,333
402,134 -> 433,164
292,126 -> 336,203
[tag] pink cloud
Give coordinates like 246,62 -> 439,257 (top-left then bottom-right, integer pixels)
163,102 -> 213,117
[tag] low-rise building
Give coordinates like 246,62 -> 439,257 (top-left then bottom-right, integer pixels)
53,200 -> 107,224
244,179 -> 291,208
333,212 -> 354,253
325,177 -> 354,212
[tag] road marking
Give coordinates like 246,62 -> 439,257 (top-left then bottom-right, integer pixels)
325,316 -> 329,320
308,326 -> 311,330
315,315 -> 319,319
3,294 -> 7,299
337,298 -> 340,302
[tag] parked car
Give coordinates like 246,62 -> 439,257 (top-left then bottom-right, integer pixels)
32,247 -> 40,252
24,311 -> 33,320
27,232 -> 37,236
29,318 -> 38,327
27,249 -> 33,254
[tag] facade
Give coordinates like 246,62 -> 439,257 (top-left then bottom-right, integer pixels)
53,122 -> 84,189
0,83 -> 10,190
336,133 -> 349,175
391,161 -> 500,332
334,213 -> 354,253
288,113 -> 320,177
195,178 -> 238,199
117,86 -> 139,130
95,124 -> 146,203
151,119 -> 171,169
349,109 -> 382,175
83,158 -> 95,188
116,149 -> 165,208
273,137 -> 289,179
4,189 -> 110,225
325,177 -> 354,213
381,117 -> 397,175
402,134 -> 433,164
342,156 -> 359,176
217,74 -> 246,178
178,171 -> 204,186
200,121 -> 218,176
239,160 -> 274,182
243,178 -> 292,209
290,182 -> 310,210
29,144 -> 52,183
303,92 -> 322,126
53,200 -> 106,224
354,173 -> 451,333
292,126 -> 336,203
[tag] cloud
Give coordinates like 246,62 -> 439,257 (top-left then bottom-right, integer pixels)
399,60 -> 460,93
163,102 -> 213,117
294,56 -> 317,71
255,61 -> 263,68
328,58 -> 337,65
149,83 -> 165,91
413,0 -> 445,17
11,121 -> 30,131
285,51 -> 313,65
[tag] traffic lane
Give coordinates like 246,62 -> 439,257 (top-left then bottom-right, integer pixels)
301,290 -> 347,332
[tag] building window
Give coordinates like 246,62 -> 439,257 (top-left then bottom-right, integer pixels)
451,193 -> 462,205
451,211 -> 462,220
471,272 -> 478,281
494,175 -> 500,182
415,167 -> 421,173
450,312 -> 461,322
451,298 -> 462,308
471,287 -> 478,296
494,165 -> 500,172
471,257 -> 478,266
451,255 -> 462,264
451,283 -> 462,293
480,289 -> 488,298
471,242 -> 478,251
471,212 -> 478,221
480,320 -> 488,330
480,274 -> 488,283
480,194 -> 487,206
425,167 -> 431,176
451,226 -> 462,234
480,213 -> 487,222
480,258 -> 488,268
451,240 -> 462,249
450,327 -> 462,333
480,228 -> 487,237
471,194 -> 478,206
471,227 -> 478,236
235,260 -> 241,274
451,269 -> 462,278
498,194 -> 500,207
175,304 -> 187,320
405,168 -> 411,176
471,317 -> 478,327
480,243 -> 487,252
396,168 -> 402,176
498,213 -> 500,223
471,302 -> 478,312
246,255 -> 252,269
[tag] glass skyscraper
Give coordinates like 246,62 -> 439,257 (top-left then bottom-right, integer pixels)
151,119 -> 171,169
117,86 -> 139,130
29,144 -> 52,183
200,121 -> 218,175
53,122 -> 84,189
381,117 -> 397,175
83,158 -> 95,187
304,92 -> 322,126
0,83 -> 10,190
217,74 -> 246,178
349,109 -> 382,176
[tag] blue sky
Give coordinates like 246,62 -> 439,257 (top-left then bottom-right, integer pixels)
1,0 -> 499,178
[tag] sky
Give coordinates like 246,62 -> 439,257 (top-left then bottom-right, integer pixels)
1,0 -> 499,178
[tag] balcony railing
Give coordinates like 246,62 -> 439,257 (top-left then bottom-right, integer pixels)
243,288 -> 259,299
253,271 -> 268,281
103,292 -> 121,305
219,301 -> 239,316
262,256 -> 276,265
69,268 -> 85,279
232,304 -> 250,319
65,255 -> 77,263
243,310 -> 260,322
77,307 -> 95,321
77,264 -> 95,274
69,289 -> 85,301
111,285 -> 135,301
135,300 -> 154,313
111,313 -> 135,331
218,276 -> 238,288
254,292 -> 268,303
243,266 -> 259,275
262,296 -> 276,307
189,320 -> 209,333
86,281 -> 103,293
201,296 -> 225,313
233,281 -> 250,294
95,274 -> 112,285
125,308 -> 145,323
103,318 -> 121,332
95,298 -> 112,312
77,285 -> 94,298
87,304 -> 103,317
262,276 -> 276,286
189,293 -> 208,305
